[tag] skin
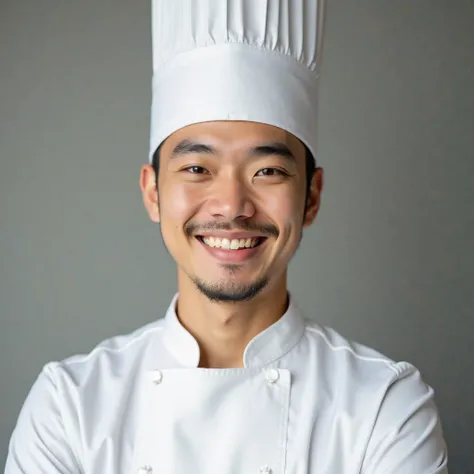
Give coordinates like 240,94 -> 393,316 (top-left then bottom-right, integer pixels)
140,121 -> 323,368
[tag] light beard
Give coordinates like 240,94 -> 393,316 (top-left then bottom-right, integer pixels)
192,266 -> 269,303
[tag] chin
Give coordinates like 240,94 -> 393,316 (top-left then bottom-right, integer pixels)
192,276 -> 269,303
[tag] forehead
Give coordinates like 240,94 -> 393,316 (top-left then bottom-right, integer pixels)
161,121 -> 304,155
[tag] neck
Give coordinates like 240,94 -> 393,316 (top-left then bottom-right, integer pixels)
175,272 -> 289,368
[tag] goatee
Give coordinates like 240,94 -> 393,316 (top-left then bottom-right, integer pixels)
193,274 -> 269,303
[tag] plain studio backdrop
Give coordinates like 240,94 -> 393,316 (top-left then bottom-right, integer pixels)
1,1 -> 473,472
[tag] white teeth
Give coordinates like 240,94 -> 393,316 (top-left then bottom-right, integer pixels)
202,236 -> 260,250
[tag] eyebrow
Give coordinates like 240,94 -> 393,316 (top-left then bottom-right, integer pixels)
249,142 -> 295,162
170,139 -> 296,163
170,140 -> 215,159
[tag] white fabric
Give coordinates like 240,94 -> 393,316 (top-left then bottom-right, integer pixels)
6,294 -> 448,473
149,0 -> 325,162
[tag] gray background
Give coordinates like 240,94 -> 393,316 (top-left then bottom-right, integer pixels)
1,1 -> 473,472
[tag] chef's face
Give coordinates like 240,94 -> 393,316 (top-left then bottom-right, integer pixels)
140,121 -> 323,302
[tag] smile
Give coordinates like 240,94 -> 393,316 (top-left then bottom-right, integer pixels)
198,236 -> 265,250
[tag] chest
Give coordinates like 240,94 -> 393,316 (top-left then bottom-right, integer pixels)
81,368 -> 372,474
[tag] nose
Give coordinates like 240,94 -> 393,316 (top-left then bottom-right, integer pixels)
207,175 -> 256,221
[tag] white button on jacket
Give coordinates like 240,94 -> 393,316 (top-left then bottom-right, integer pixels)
5,294 -> 448,473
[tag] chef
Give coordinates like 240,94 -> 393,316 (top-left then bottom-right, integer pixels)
5,0 -> 449,473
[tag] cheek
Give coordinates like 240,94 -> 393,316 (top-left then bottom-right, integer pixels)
263,187 -> 304,227
160,183 -> 198,223
158,184 -> 200,259
262,187 -> 305,256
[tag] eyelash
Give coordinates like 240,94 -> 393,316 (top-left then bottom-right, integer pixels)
183,166 -> 288,177
185,166 -> 208,174
256,168 -> 288,177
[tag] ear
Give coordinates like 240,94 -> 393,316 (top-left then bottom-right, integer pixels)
303,167 -> 323,227
140,164 -> 160,223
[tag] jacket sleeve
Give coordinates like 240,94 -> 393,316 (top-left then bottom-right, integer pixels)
361,362 -> 448,474
5,363 -> 82,474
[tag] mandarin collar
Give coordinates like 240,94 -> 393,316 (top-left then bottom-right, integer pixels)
162,293 -> 305,368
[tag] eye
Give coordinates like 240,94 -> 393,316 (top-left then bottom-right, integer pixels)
256,168 -> 287,177
184,165 -> 209,174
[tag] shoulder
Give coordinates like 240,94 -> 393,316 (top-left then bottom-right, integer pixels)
299,319 -> 438,409
6,319 -> 167,473
299,320 -> 448,472
302,318 -> 402,375
48,318 -> 166,387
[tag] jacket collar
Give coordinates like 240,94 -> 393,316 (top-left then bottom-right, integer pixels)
162,293 -> 305,368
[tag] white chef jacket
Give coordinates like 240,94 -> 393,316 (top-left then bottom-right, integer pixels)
5,294 -> 448,474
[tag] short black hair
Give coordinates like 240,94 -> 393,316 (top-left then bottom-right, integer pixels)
151,142 -> 316,209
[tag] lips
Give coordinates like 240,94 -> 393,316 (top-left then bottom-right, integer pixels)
199,236 -> 264,250
196,235 -> 267,263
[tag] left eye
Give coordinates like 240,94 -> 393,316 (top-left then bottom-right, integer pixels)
256,168 -> 286,176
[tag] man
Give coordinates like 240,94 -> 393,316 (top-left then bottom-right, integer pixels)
5,0 -> 448,473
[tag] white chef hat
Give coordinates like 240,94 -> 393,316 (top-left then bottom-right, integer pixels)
149,0 -> 326,163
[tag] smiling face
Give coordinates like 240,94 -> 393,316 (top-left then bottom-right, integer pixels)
141,121 -> 323,303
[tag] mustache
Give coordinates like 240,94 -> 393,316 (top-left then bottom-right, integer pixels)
185,220 -> 279,238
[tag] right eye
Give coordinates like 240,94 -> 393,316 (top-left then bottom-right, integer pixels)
183,166 -> 209,174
